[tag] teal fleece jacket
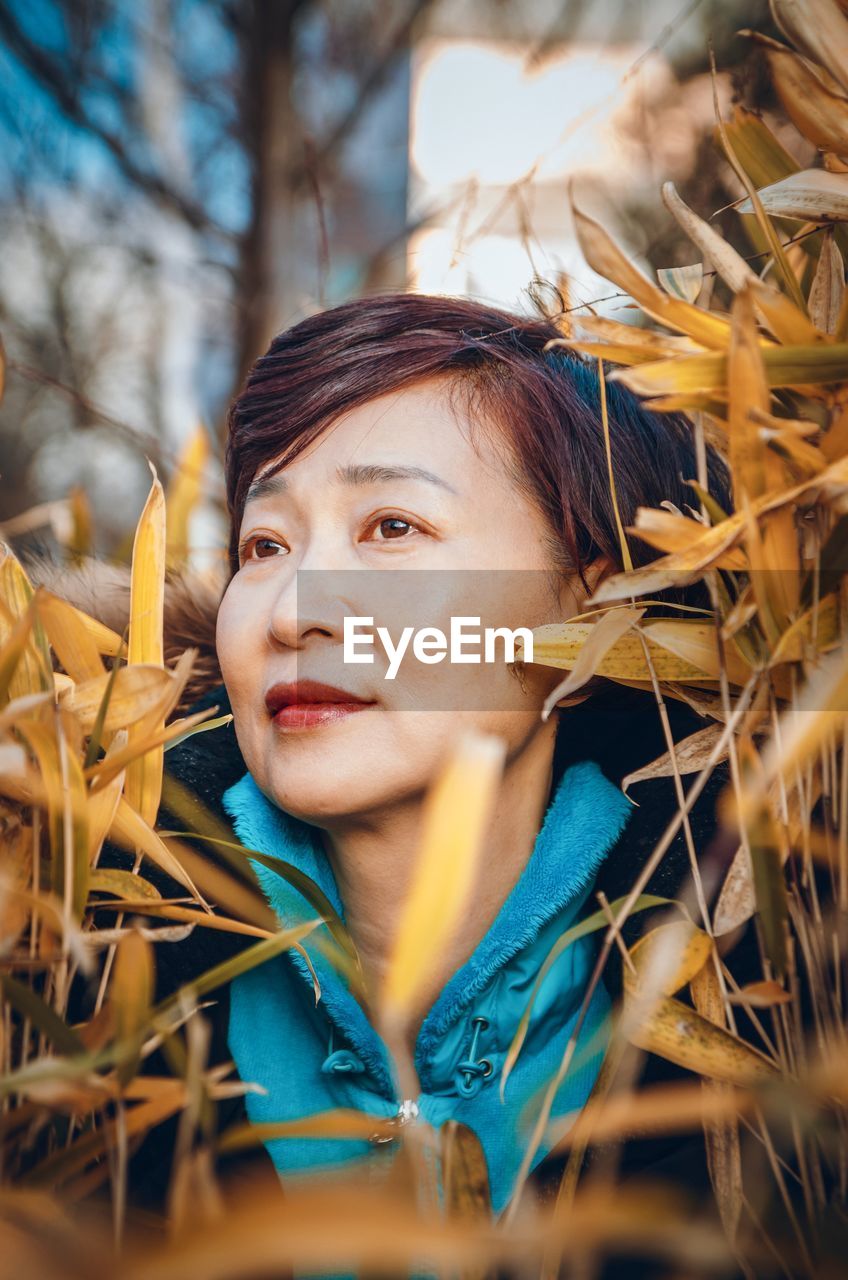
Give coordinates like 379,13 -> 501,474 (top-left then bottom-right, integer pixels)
221,756 -> 634,1218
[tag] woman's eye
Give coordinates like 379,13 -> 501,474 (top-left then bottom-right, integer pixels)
369,516 -> 417,541
240,535 -> 287,562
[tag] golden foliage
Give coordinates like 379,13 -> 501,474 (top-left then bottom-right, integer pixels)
1,5 -> 848,1276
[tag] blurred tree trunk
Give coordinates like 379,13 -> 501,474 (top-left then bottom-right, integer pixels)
237,0 -> 313,391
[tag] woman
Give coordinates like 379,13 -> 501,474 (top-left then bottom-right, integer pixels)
82,293 -> 735,1257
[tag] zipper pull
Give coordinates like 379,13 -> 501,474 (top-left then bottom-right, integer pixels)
370,1097 -> 419,1144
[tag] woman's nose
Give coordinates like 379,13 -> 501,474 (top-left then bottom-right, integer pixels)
266,546 -> 357,651
266,573 -> 347,650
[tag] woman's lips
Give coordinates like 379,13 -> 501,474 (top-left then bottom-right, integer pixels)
272,701 -> 371,732
265,680 -> 376,732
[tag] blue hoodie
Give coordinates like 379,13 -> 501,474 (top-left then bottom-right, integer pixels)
221,753 -> 634,1227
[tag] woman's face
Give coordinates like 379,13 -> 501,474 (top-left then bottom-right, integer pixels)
216,376 -> 603,826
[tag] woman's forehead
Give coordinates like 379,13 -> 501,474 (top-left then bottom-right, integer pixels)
244,380 -> 503,494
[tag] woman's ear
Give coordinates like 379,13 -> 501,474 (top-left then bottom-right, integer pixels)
581,553 -> 617,606
552,689 -> 593,710
552,555 -> 617,710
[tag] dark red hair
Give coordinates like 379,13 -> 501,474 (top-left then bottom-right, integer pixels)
224,293 -> 731,607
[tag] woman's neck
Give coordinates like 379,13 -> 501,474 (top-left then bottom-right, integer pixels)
320,721 -> 558,1042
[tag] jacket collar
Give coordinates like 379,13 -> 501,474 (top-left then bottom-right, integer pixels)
221,730 -> 634,1096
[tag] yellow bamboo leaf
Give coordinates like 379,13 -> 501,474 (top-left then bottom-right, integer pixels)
570,199 -> 733,350
714,768 -> 821,936
15,717 -> 89,921
734,751 -> 789,977
754,645 -> 848,798
728,979 -> 792,1008
622,723 -> 727,790
440,1121 -> 491,1221
625,993 -> 777,1085
59,665 -> 174,735
768,434 -> 829,476
751,33 -> 848,156
382,730 -> 506,1023
714,72 -> 807,309
587,509 -> 752,603
527,623 -> 705,681
625,921 -> 713,998
0,605 -> 39,705
632,392 -> 728,414
85,703 -> 218,790
550,339 -> 684,368
662,182 -> 757,294
712,97 -> 809,307
87,759 -> 126,864
729,286 -> 800,626
89,868 -> 162,900
774,447 -> 848,505
144,645 -> 196,727
721,106 -> 799,189
626,508 -> 748,567
746,406 -> 829,476
689,960 -> 743,1244
749,504 -> 801,640
525,619 -> 750,685
126,468 -> 166,828
67,486 -> 93,561
0,550 -> 50,698
166,424 -> 209,570
568,316 -> 704,356
736,169 -> 848,223
92,901 -> 272,939
643,619 -> 753,686
610,342 -> 848,399
719,584 -> 759,644
35,589 -> 104,682
770,0 -> 848,96
809,232 -> 846,335
73,607 -> 125,659
541,606 -> 645,717
598,356 -> 633,572
770,592 -> 841,662
110,928 -> 154,1085
109,796 -> 204,902
0,811 -> 32,955
748,276 -> 823,346
657,263 -> 704,303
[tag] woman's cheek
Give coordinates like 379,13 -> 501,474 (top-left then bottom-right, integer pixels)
216,586 -> 255,701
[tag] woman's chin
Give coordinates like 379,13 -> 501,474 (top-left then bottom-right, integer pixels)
260,774 -> 403,826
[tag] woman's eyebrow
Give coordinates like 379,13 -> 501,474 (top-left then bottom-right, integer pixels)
336,462 -> 459,494
244,471 -> 287,505
245,462 -> 458,507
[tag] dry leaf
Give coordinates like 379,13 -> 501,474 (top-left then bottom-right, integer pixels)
809,231 -> 846,334
737,169 -> 848,222
622,724 -> 727,790
126,467 -> 166,828
770,0 -> 848,95
541,606 -> 645,717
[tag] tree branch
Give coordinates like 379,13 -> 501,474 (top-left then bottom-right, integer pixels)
0,1 -> 233,239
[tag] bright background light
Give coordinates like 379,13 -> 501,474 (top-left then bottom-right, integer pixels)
407,34 -> 717,312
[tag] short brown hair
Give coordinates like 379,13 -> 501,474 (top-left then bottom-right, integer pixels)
225,292 -> 731,608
